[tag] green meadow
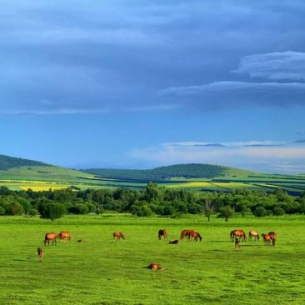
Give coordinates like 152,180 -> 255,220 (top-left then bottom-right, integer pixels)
0,214 -> 305,305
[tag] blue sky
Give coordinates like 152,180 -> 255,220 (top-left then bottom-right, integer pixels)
1,0 -> 305,174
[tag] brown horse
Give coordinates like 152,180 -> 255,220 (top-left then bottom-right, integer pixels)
249,230 -> 259,241
147,262 -> 164,270
180,229 -> 202,241
262,232 -> 276,245
158,229 -> 168,240
44,232 -> 57,246
37,247 -> 43,261
230,229 -> 247,241
261,233 -> 272,245
58,231 -> 72,241
189,230 -> 203,242
113,231 -> 125,241
261,233 -> 276,246
180,229 -> 191,240
268,231 -> 277,240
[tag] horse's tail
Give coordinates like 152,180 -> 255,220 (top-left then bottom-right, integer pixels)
44,234 -> 48,246
230,230 -> 234,240
198,233 -> 203,241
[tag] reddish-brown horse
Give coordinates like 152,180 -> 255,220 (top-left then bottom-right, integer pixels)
44,232 -> 57,246
180,229 -> 191,240
113,231 -> 125,240
249,230 -> 259,241
147,262 -> 164,270
180,229 -> 202,241
262,232 -> 276,246
230,230 -> 247,241
190,230 -> 203,242
158,229 -> 168,240
58,231 -> 72,241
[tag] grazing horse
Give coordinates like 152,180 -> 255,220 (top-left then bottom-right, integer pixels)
261,233 -> 276,246
169,239 -> 179,244
267,232 -> 276,245
158,229 -> 168,240
181,229 -> 191,241
249,230 -> 259,241
180,229 -> 202,241
147,263 -> 164,270
44,232 -> 57,246
58,231 -> 72,241
37,247 -> 43,261
230,230 -> 247,242
268,231 -> 277,240
113,231 -> 125,241
261,233 -> 272,245
189,230 -> 203,242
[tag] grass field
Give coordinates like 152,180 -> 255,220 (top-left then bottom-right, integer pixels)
0,214 -> 305,305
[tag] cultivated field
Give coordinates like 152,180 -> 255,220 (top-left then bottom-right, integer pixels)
0,215 -> 305,305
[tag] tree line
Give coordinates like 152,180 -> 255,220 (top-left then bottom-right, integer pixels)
0,183 -> 305,221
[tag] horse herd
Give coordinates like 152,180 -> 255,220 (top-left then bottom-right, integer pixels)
230,229 -> 277,246
38,228 -> 277,267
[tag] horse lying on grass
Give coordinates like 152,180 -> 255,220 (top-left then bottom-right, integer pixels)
147,263 -> 164,270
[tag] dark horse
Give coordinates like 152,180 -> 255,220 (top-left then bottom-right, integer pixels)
230,229 -> 247,241
44,232 -> 57,246
113,231 -> 125,241
58,231 -> 72,241
158,229 -> 168,240
249,230 -> 259,241
180,229 -> 202,242
37,247 -> 43,261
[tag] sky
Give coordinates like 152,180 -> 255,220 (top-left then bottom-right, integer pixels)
1,0 -> 305,174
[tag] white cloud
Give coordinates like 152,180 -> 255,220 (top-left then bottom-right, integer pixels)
158,81 -> 305,109
233,51 -> 305,81
128,141 -> 305,174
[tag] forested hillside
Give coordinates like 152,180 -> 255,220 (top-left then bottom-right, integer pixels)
0,154 -> 51,170
83,163 -> 256,181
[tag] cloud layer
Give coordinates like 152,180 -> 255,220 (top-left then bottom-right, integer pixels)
129,140 -> 305,174
1,2 -> 305,115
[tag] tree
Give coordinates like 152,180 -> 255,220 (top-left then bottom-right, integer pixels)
203,199 -> 214,221
253,206 -> 268,217
39,202 -> 66,221
219,206 -> 234,222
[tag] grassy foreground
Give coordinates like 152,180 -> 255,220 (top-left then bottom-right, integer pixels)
0,214 -> 305,305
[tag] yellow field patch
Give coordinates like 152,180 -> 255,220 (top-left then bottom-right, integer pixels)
19,185 -> 70,191
212,182 -> 254,188
168,181 -> 213,188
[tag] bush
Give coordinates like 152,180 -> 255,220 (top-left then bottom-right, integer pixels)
39,203 -> 66,221
253,206 -> 268,217
273,206 -> 285,216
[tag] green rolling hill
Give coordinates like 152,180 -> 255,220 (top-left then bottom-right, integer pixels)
0,154 -> 304,194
